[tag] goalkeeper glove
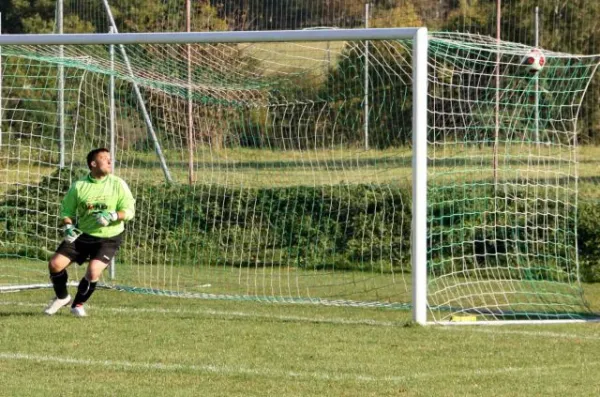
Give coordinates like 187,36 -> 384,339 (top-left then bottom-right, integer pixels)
93,210 -> 118,227
63,224 -> 81,243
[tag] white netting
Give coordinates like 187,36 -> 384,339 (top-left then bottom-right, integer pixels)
1,32 -> 598,322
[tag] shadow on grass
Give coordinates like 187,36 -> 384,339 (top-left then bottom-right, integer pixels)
0,311 -> 43,318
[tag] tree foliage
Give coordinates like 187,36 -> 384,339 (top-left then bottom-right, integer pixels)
2,0 -> 600,144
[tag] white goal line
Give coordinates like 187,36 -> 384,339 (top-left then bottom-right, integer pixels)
1,350 -> 598,383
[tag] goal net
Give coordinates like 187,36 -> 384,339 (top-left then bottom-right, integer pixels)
427,33 -> 598,323
0,30 -> 597,324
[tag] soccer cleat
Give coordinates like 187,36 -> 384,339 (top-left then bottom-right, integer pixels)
43,295 -> 71,315
70,304 -> 87,317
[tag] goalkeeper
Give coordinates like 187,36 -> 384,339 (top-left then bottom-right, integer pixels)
44,148 -> 135,317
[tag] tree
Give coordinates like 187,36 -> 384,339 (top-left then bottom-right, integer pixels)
501,0 -> 600,143
317,1 -> 422,148
443,0 -> 495,35
2,0 -> 57,33
210,0 -> 365,30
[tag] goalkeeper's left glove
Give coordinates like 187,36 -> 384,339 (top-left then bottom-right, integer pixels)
63,224 -> 82,243
93,210 -> 118,227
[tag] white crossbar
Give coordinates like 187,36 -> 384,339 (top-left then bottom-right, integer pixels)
0,28 -> 421,45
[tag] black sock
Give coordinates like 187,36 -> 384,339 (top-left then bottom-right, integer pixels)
72,277 -> 97,307
49,270 -> 69,299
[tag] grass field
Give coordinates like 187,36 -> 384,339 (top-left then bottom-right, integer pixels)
238,41 -> 347,78
4,143 -> 600,190
3,37 -> 600,395
1,286 -> 600,396
3,143 -> 600,395
1,258 -> 413,308
2,257 -> 600,395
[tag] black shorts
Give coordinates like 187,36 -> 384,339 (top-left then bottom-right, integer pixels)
55,232 -> 124,265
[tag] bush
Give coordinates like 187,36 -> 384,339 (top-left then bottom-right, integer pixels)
123,182 -> 411,272
2,169 -> 599,281
577,201 -> 600,282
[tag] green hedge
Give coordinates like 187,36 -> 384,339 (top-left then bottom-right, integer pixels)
577,201 -> 600,282
125,180 -> 410,272
1,168 -> 599,282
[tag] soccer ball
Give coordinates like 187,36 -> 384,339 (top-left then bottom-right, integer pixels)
522,49 -> 545,73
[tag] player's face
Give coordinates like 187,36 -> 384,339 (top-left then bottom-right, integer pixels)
91,151 -> 112,176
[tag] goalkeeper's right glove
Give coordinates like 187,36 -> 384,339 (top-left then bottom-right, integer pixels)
93,210 -> 118,227
63,224 -> 81,243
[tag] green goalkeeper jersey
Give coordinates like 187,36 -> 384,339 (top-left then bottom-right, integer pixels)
60,173 -> 135,238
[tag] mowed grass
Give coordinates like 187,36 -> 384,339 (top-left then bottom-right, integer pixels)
7,258 -> 599,318
1,286 -> 600,396
2,258 -> 600,395
3,145 -> 600,395
238,41 -> 347,78
4,143 -> 600,190
1,258 -> 413,306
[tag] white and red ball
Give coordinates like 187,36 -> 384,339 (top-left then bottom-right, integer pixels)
522,49 -> 545,73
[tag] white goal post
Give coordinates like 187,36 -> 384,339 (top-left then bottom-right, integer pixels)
0,28 -> 429,323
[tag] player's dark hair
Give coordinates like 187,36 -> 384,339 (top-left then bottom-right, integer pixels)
86,148 -> 110,170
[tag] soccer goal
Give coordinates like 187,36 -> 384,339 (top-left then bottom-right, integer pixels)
0,28 -> 598,325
